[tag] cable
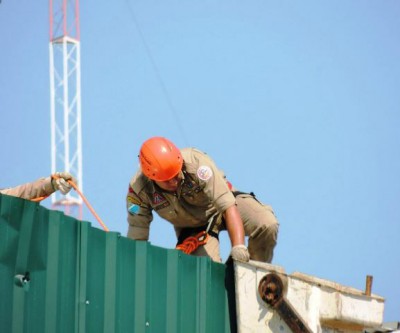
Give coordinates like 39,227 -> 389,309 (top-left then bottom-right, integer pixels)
123,0 -> 189,145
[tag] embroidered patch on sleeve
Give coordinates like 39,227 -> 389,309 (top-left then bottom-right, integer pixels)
128,204 -> 140,214
127,195 -> 142,206
127,195 -> 142,215
197,165 -> 213,181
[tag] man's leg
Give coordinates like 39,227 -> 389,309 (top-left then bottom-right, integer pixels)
235,194 -> 279,263
192,236 -> 222,263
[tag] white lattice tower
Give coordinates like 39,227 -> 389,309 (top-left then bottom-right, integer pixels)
49,0 -> 83,218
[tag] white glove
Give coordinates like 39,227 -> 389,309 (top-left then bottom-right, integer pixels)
230,245 -> 250,262
52,172 -> 76,195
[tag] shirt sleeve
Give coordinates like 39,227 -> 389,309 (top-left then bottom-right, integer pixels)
126,185 -> 153,241
0,177 -> 55,200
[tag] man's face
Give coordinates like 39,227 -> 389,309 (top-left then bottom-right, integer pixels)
155,171 -> 183,192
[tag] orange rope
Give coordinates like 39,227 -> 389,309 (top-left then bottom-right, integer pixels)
67,180 -> 109,232
32,177 -> 109,232
175,231 -> 209,254
31,196 -> 48,202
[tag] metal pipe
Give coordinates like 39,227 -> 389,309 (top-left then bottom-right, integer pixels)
365,275 -> 373,296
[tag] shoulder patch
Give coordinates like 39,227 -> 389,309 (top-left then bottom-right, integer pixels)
197,165 -> 213,181
127,194 -> 143,215
128,204 -> 140,214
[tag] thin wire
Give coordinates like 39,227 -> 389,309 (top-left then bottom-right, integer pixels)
123,0 -> 189,145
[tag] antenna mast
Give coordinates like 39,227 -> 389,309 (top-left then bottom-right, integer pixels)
49,0 -> 83,218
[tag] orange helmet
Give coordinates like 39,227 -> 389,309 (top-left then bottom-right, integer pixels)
139,137 -> 183,181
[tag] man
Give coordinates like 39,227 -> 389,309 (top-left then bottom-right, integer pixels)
126,137 -> 279,263
0,172 -> 77,201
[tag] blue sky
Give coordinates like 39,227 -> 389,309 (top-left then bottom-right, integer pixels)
1,0 -> 399,323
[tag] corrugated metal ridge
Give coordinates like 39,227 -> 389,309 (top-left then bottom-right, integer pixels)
0,194 -> 234,333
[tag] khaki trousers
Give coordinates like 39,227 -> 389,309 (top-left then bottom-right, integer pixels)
192,193 -> 279,263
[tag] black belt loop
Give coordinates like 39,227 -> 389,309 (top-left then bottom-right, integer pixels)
208,230 -> 219,239
232,190 -> 261,203
232,190 -> 256,197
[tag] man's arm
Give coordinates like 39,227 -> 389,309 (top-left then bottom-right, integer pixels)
0,172 -> 76,201
126,187 -> 153,240
224,205 -> 245,246
0,177 -> 54,200
224,205 -> 250,262
127,212 -> 153,240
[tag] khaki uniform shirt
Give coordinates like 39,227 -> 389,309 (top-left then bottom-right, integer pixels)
0,177 -> 54,200
126,148 -> 236,240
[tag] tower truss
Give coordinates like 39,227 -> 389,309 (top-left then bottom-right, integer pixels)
49,0 -> 83,218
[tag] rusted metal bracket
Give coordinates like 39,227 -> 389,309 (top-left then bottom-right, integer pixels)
258,273 -> 313,333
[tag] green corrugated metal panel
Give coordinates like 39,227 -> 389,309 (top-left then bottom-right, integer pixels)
0,194 -> 234,333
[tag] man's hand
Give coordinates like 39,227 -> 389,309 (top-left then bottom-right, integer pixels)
52,172 -> 77,195
230,245 -> 250,262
